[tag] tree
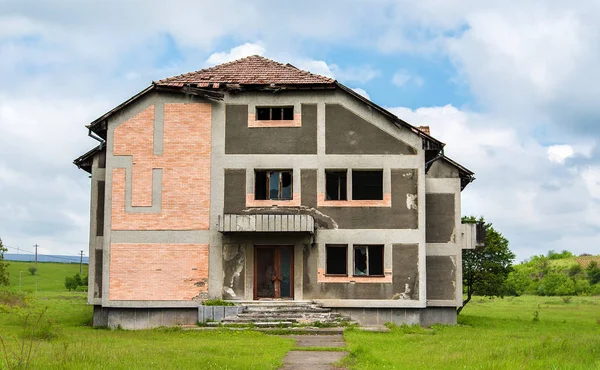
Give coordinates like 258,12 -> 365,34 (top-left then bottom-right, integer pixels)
65,276 -> 78,291
587,261 -> 600,285
459,217 -> 515,314
0,238 -> 9,286
28,267 -> 37,276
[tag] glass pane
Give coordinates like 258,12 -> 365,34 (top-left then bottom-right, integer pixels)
279,247 -> 292,298
269,171 -> 280,199
255,170 -> 267,200
281,172 -> 292,200
354,247 -> 367,275
256,249 -> 275,298
368,245 -> 384,275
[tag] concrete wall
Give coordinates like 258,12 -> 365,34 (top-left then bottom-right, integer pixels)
332,307 -> 456,326
425,158 -> 463,308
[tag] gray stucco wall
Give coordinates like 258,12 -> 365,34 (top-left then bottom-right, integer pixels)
225,104 -> 317,154
325,104 -> 417,155
299,169 -> 418,229
426,193 -> 455,243
223,169 -> 246,213
426,256 -> 456,301
302,243 -> 418,300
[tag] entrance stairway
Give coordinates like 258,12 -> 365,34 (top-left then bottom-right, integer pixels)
215,300 -> 352,327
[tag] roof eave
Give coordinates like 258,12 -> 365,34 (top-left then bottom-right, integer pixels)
335,82 -> 445,152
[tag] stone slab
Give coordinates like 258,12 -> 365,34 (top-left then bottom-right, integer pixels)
284,334 -> 345,348
281,351 -> 347,370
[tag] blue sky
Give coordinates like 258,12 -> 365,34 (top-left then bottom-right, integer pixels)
1,0 -> 599,262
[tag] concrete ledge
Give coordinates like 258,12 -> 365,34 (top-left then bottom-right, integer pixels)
104,300 -> 201,308
93,306 -> 198,329
316,299 -> 426,308
198,306 -> 245,323
331,307 -> 457,327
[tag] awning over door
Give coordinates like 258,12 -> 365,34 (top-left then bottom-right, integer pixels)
218,214 -> 315,234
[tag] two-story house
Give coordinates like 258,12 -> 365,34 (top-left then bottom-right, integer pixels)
74,56 -> 477,329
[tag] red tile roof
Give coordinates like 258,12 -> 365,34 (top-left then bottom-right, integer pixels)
155,55 -> 335,87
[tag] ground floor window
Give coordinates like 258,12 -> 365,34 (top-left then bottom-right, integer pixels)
354,245 -> 384,276
325,244 -> 348,275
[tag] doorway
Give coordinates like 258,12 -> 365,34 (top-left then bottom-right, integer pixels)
254,246 -> 294,299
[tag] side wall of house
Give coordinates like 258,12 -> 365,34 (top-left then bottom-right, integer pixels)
425,159 -> 463,310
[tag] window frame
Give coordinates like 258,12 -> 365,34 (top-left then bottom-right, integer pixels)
353,245 -> 385,277
254,169 -> 293,200
325,244 -> 348,276
256,106 -> 294,121
351,170 -> 384,201
325,169 -> 348,201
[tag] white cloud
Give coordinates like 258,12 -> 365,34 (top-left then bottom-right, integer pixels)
392,70 -> 423,87
330,65 -> 380,83
582,167 -> 600,199
389,104 -> 600,260
547,145 -> 575,164
351,88 -> 370,99
206,42 -> 265,65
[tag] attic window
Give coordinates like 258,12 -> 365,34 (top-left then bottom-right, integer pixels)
256,107 -> 294,120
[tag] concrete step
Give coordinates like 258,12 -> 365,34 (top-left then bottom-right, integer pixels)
206,321 -> 295,328
235,312 -> 341,318
243,307 -> 332,313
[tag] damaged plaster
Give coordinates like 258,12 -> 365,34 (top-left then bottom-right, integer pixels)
222,244 -> 245,299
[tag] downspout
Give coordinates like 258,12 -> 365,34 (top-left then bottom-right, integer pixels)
88,127 -> 105,149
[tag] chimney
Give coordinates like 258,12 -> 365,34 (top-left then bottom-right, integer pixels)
418,126 -> 430,135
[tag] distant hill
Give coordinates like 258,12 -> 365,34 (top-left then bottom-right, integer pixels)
4,254 -> 89,264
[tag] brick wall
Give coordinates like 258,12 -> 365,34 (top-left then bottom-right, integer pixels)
109,243 -> 209,301
112,103 -> 212,230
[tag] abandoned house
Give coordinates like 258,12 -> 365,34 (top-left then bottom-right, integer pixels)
74,55 -> 479,329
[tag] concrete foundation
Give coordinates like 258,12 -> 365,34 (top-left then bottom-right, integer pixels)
93,306 -> 198,329
332,307 -> 457,327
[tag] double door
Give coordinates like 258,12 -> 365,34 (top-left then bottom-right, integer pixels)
254,246 -> 294,299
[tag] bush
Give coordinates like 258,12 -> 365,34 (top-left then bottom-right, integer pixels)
0,289 -> 28,308
28,267 -> 37,276
64,274 -> 87,292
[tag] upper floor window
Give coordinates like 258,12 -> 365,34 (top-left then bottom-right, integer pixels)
256,106 -> 294,121
255,170 -> 293,200
352,170 -> 383,200
325,170 -> 347,200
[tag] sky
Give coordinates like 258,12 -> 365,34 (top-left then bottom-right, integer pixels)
0,0 -> 599,262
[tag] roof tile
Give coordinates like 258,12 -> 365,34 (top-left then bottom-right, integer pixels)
154,55 -> 335,87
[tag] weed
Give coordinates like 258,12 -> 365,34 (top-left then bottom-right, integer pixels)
202,298 -> 236,306
562,296 -> 572,304
532,310 -> 540,322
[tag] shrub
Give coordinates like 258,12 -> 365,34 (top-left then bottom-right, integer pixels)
0,290 -> 28,308
28,267 -> 37,276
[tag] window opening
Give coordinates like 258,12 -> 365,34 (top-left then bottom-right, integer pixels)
354,245 -> 384,276
326,245 -> 348,275
255,170 -> 293,200
325,170 -> 347,200
352,170 -> 383,200
256,106 -> 294,121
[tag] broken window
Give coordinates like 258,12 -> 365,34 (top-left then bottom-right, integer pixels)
325,170 -> 347,200
255,170 -> 293,200
326,245 -> 348,275
256,106 -> 294,120
352,170 -> 383,200
354,245 -> 384,276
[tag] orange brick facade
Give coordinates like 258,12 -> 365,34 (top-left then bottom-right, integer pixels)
109,243 -> 209,301
112,103 -> 212,230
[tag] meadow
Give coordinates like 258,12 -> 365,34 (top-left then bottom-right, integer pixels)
1,262 -> 599,369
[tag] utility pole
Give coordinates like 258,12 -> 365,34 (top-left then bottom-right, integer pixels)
34,244 -> 38,265
80,250 -> 84,275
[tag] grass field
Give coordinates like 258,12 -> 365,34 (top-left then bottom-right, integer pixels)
5,261 -> 88,292
1,262 -> 599,369
343,296 -> 600,369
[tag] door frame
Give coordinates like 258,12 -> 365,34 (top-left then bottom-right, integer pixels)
253,245 -> 295,300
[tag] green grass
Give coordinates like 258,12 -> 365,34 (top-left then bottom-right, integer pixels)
342,296 -> 600,369
0,292 -> 294,369
5,261 -> 88,292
